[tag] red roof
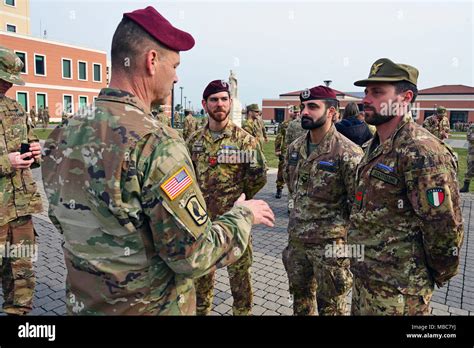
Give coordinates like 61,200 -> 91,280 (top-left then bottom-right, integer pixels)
419,84 -> 474,95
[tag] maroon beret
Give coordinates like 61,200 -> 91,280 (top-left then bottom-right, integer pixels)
202,80 -> 230,100
123,6 -> 195,52
300,85 -> 338,102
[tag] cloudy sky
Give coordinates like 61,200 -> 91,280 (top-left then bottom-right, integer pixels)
30,0 -> 473,109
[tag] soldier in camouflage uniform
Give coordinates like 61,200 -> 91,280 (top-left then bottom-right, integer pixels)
423,106 -> 450,140
242,104 -> 267,148
154,105 -> 171,127
274,105 -> 300,199
183,109 -> 198,140
188,80 -> 267,315
0,46 -> 43,315
29,106 -> 36,127
43,106 -> 50,129
37,107 -> 44,128
41,6 -> 274,316
282,86 -> 363,316
284,105 -> 305,212
285,107 -> 305,147
460,123 -> 474,192
350,58 -> 463,315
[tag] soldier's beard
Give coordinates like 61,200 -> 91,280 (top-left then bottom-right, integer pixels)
363,106 -> 396,126
301,113 -> 327,130
208,108 -> 231,123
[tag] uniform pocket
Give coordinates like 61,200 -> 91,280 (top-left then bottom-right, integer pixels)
320,257 -> 353,297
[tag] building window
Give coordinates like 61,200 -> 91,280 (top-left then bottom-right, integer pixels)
62,59 -> 72,79
63,95 -> 73,114
36,93 -> 47,110
79,96 -> 88,111
5,0 -> 15,7
15,51 -> 27,73
17,92 -> 28,110
6,24 -> 16,32
93,63 -> 101,82
450,111 -> 468,125
78,61 -> 87,80
34,54 -> 46,76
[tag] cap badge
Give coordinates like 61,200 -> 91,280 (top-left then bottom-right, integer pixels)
302,89 -> 310,99
370,62 -> 384,76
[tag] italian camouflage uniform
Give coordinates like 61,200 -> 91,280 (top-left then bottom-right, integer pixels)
349,113 -> 464,315
29,107 -> 36,127
0,96 -> 43,315
183,114 -> 198,140
465,124 -> 474,181
275,120 -> 290,190
423,114 -> 450,140
283,125 -> 363,315
187,120 -> 267,315
42,107 -> 50,129
37,108 -> 44,128
157,112 -> 171,127
42,88 -> 256,315
243,117 -> 267,148
285,118 -> 305,147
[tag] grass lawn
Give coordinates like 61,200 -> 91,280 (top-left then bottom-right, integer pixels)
33,128 -> 53,140
454,147 -> 473,190
262,139 -> 278,168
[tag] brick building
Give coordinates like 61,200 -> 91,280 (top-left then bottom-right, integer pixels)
1,31 -> 107,121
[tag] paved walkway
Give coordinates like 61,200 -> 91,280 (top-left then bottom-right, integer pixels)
0,168 -> 473,316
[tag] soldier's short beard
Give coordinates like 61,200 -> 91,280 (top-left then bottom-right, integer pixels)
208,108 -> 231,123
301,112 -> 327,130
363,106 -> 396,126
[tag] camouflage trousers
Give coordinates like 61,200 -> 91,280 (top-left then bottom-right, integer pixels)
282,240 -> 352,315
465,142 -> 474,179
351,277 -> 432,315
194,240 -> 253,316
0,216 -> 36,315
276,156 -> 285,189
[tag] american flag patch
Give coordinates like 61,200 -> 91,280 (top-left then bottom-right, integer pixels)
161,167 -> 193,200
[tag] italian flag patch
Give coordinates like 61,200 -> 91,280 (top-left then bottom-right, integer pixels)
426,188 -> 445,208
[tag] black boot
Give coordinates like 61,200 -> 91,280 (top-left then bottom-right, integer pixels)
275,188 -> 282,199
460,180 -> 470,193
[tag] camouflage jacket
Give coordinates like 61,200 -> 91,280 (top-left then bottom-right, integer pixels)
243,117 -> 267,147
284,125 -> 363,244
187,120 -> 267,220
183,115 -> 198,140
42,88 -> 254,315
285,118 -> 306,146
275,120 -> 290,154
423,115 -> 450,140
349,113 -> 463,294
468,123 -> 474,144
0,96 -> 43,226
157,112 -> 171,127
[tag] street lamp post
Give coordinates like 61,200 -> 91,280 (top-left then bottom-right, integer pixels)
179,86 -> 183,116
188,100 -> 191,112
184,96 -> 187,123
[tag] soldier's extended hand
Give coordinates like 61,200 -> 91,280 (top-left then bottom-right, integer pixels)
8,152 -> 34,169
234,193 -> 275,227
29,142 -> 42,160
